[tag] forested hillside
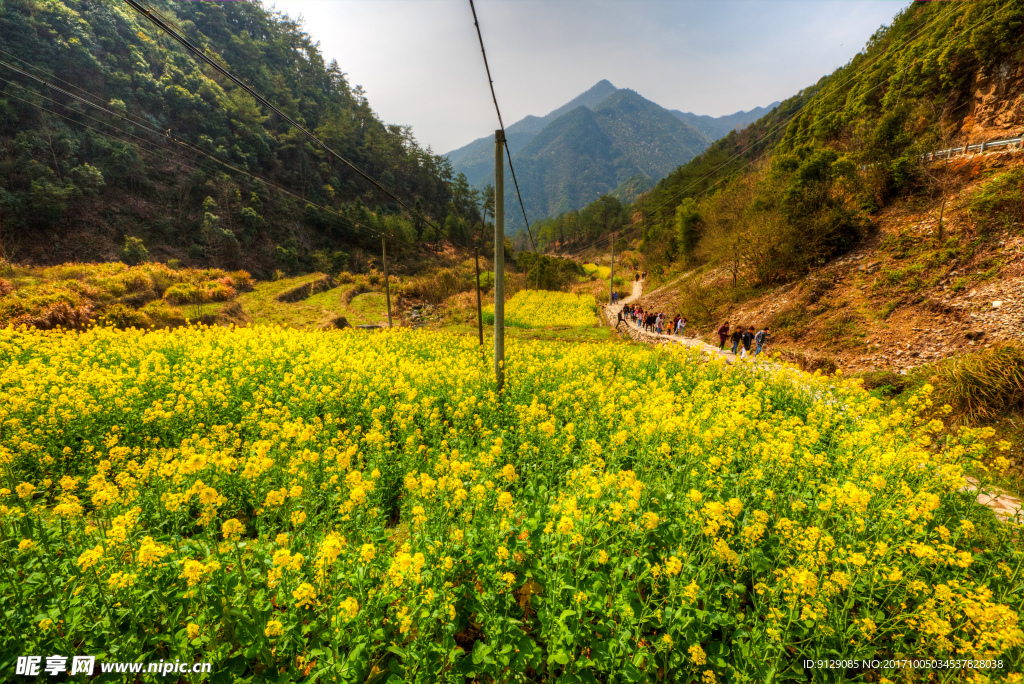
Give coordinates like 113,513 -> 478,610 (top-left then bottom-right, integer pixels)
0,0 -> 482,275
536,0 -> 1021,276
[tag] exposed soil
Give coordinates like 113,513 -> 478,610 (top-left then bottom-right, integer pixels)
637,149 -> 1023,374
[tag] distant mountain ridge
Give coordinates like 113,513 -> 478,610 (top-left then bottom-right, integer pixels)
671,103 -> 780,142
444,81 -> 778,231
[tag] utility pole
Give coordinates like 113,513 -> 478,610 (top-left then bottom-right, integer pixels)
382,236 -> 392,328
609,230 -> 615,304
475,244 -> 483,346
494,130 -> 505,392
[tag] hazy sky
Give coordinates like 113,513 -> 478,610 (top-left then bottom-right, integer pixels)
268,0 -> 913,154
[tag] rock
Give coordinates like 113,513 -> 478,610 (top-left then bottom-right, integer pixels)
321,315 -> 351,330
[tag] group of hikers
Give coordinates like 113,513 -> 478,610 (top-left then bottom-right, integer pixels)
608,269 -> 771,359
617,305 -> 689,337
717,321 -> 771,359
614,305 -> 771,359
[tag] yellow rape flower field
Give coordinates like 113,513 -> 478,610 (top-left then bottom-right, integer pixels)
484,290 -> 597,329
0,325 -> 1021,683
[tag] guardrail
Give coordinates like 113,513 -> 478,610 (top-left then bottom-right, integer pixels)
859,135 -> 1023,169
926,136 -> 1024,159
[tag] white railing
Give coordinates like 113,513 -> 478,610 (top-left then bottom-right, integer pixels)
926,136 -> 1024,159
858,135 -> 1023,169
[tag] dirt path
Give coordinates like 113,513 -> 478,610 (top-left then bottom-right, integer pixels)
603,279 -> 740,362
605,280 -> 1023,524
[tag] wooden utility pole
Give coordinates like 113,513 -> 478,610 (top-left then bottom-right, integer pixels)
382,236 -> 392,328
475,244 -> 484,346
494,130 -> 505,392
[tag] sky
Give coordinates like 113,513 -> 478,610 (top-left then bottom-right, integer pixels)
267,0 -> 913,155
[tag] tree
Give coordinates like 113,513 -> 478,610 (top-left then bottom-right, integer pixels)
673,198 -> 701,261
120,236 -> 149,265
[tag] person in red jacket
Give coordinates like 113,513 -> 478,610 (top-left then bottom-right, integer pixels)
717,321 -> 730,350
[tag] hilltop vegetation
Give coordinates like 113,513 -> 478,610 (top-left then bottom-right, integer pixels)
0,0 -> 482,274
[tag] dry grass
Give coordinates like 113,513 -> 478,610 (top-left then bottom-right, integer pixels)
933,342 -> 1024,424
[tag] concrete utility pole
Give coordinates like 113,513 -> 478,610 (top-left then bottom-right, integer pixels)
494,130 -> 505,392
382,236 -> 392,328
609,230 -> 615,304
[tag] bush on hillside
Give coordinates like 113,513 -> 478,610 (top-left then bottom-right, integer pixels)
120,236 -> 149,266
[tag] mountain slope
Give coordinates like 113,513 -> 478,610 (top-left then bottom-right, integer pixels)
444,80 -> 621,189
592,89 -> 710,180
0,0 -> 479,273
445,80 -> 779,229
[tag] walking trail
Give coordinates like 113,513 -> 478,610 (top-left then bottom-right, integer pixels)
602,278 -> 1023,525
603,279 -> 738,361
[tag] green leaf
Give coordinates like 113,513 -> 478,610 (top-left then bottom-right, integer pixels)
471,640 -> 492,665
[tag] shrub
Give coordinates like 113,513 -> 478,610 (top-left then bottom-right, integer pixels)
120,236 -> 149,266
139,300 -> 187,328
163,282 -> 205,306
228,270 -> 255,292
96,304 -> 150,329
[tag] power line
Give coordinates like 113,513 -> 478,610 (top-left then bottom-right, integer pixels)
121,0 -> 449,243
467,0 -> 538,254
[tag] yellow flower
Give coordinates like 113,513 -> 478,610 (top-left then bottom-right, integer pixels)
687,489 -> 703,503
186,623 -> 200,639
597,550 -> 609,564
292,582 -> 317,609
360,544 -> 375,563
496,545 -> 509,561
557,516 -> 574,535
137,537 -> 171,567
17,539 -> 35,553
15,482 -> 35,499
339,596 -> 359,620
290,510 -> 307,526
221,518 -> 245,541
77,545 -> 104,570
664,556 -> 682,576
496,491 -> 513,511
688,644 -> 707,666
642,511 -> 659,530
264,620 -> 284,638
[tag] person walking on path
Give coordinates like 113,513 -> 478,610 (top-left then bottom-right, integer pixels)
740,326 -> 755,359
754,326 -> 770,358
677,316 -> 687,337
730,327 -> 743,354
615,305 -> 627,330
718,322 -> 730,350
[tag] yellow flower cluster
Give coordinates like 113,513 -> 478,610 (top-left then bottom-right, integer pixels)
0,324 -> 1020,681
484,289 -> 597,328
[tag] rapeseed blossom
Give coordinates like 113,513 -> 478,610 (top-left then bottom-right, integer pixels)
0,324 -> 1019,682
